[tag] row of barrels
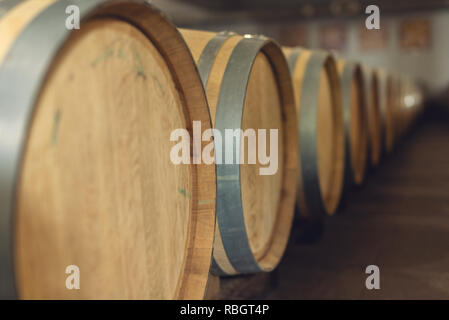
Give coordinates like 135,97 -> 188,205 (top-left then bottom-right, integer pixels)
0,0 -> 424,299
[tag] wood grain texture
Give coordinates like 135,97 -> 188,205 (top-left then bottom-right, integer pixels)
282,47 -> 309,218
285,48 -> 345,216
319,59 -> 344,204
16,18 -> 192,300
181,29 -> 297,273
240,52 -> 284,261
2,1 -> 215,300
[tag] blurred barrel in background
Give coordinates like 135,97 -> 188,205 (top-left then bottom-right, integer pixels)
284,48 -> 345,218
180,29 -> 298,276
0,0 -> 215,299
394,75 -> 407,140
363,67 -> 383,168
395,76 -> 425,140
384,72 -> 397,154
378,70 -> 424,155
338,60 -> 368,187
392,73 -> 405,144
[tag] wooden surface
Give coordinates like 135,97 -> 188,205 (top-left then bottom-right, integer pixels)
350,66 -> 368,184
318,57 -> 344,214
338,61 -> 368,186
181,29 -> 297,273
367,69 -> 382,167
318,59 -> 341,208
282,47 -> 309,218
17,18 -> 189,300
218,110 -> 449,299
241,52 -> 284,260
385,74 -> 397,153
286,48 -> 344,216
181,30 -> 283,260
7,2 -> 215,300
395,77 -> 423,140
392,75 -> 404,144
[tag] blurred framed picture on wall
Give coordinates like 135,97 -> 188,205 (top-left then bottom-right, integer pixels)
319,23 -> 346,51
400,18 -> 432,50
359,24 -> 388,51
277,24 -> 308,47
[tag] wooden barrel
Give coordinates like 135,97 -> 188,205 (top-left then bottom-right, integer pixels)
400,77 -> 410,135
394,74 -> 407,145
406,79 -> 425,129
284,48 -> 345,217
392,74 -> 404,141
397,76 -> 424,138
0,0 -> 215,299
338,60 -> 368,187
363,67 -> 382,167
413,82 -> 425,125
395,75 -> 406,141
180,30 -> 298,276
384,72 -> 397,154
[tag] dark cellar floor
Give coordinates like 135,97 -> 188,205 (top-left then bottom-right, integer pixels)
218,109 -> 449,300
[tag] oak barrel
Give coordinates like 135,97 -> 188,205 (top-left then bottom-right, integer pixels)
285,48 -> 345,217
338,60 -> 368,187
384,72 -> 397,154
402,78 -> 424,133
393,74 -> 407,141
396,76 -> 424,139
363,67 -> 383,167
180,30 -> 298,276
0,0 -> 215,299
